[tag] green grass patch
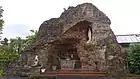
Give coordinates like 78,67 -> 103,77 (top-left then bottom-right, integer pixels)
0,69 -> 3,76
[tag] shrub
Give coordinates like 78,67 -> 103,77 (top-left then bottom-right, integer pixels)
126,43 -> 140,74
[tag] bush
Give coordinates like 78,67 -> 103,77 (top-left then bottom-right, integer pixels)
126,43 -> 140,74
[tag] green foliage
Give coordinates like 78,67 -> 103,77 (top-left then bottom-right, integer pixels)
108,39 -> 117,51
0,7 -> 39,76
0,30 -> 37,58
0,45 -> 18,61
0,69 -> 3,76
0,6 -> 4,39
9,37 -> 27,54
0,30 -> 37,76
84,43 -> 95,51
25,30 -> 38,45
1,38 -> 8,45
127,43 -> 140,74
0,39 -> 19,73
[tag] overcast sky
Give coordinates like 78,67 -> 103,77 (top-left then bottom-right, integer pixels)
0,0 -> 140,39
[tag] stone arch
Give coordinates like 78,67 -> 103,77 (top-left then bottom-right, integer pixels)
46,20 -> 93,70
62,20 -> 92,41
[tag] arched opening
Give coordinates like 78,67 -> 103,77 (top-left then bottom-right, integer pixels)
48,20 -> 92,70
67,20 -> 92,42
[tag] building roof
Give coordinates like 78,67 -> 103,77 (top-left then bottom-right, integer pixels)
116,34 -> 140,43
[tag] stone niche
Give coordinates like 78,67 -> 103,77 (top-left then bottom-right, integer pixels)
9,3 -> 127,77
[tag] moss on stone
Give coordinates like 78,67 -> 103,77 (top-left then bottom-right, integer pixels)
84,43 -> 95,51
107,39 -> 117,51
47,53 -> 60,70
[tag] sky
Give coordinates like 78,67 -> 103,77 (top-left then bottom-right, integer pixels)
0,0 -> 140,39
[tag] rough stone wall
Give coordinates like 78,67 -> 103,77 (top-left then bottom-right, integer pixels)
61,21 -> 90,40
36,3 -> 110,43
37,18 -> 62,41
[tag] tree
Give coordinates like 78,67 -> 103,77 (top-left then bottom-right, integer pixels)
0,6 -> 4,39
127,43 -> 140,74
1,38 -> 8,45
25,30 -> 38,45
9,37 -> 26,54
0,29 -> 38,75
7,30 -> 38,54
0,6 -> 4,75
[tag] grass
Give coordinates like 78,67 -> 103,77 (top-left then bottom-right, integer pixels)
0,69 -> 3,76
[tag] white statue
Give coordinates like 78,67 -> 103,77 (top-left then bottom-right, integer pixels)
34,55 -> 39,66
87,27 -> 92,43
71,54 -> 74,59
41,68 -> 46,73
